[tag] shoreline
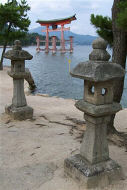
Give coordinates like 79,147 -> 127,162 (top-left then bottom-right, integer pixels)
2,66 -> 78,101
0,44 -> 93,48
3,66 -> 127,106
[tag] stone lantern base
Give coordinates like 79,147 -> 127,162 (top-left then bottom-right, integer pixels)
64,154 -> 124,189
5,104 -> 33,120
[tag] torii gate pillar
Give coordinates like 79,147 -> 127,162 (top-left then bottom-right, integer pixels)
61,24 -> 66,53
45,26 -> 49,53
36,36 -> 40,52
70,36 -> 73,53
52,36 -> 56,54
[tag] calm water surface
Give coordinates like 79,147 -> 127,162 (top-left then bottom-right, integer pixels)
1,45 -> 127,108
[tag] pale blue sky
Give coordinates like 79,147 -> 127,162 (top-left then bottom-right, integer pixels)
2,0 -> 113,35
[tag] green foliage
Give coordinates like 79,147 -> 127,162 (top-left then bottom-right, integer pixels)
90,14 -> 113,46
0,0 -> 30,44
91,14 -> 112,30
21,33 -> 46,46
20,33 -> 60,46
117,0 -> 127,29
0,32 -> 60,46
0,0 -> 31,69
90,1 -> 127,47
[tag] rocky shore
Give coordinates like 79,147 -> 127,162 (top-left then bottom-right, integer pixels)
0,67 -> 127,190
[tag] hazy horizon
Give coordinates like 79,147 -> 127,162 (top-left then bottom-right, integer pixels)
2,0 -> 113,36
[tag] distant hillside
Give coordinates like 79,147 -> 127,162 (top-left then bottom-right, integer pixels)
29,27 -> 97,45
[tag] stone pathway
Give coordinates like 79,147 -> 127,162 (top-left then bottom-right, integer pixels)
0,67 -> 127,190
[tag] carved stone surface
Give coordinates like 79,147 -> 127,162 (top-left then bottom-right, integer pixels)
4,40 -> 33,61
5,105 -> 33,120
3,40 -> 33,120
64,38 -> 125,189
84,81 -> 114,105
70,61 -> 125,82
89,37 -> 110,61
64,154 -> 124,189
70,38 -> 125,82
75,100 -> 122,117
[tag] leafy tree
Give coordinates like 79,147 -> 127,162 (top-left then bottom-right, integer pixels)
90,14 -> 113,46
19,33 -> 60,46
0,32 -> 61,47
0,0 -> 30,70
90,0 -> 127,46
90,0 -> 127,139
117,0 -> 127,29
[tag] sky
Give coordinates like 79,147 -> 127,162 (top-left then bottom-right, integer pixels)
2,0 -> 113,35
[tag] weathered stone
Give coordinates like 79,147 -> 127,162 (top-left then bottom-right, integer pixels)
3,40 -> 33,120
80,119 -> 109,164
64,154 -> 123,189
92,37 -> 108,50
75,100 -> 122,117
89,37 -> 111,61
70,61 -> 125,82
25,68 -> 36,91
4,40 -> 33,61
70,37 -> 125,82
8,71 -> 27,79
5,105 -> 33,120
83,114 -> 111,124
84,81 -> 114,105
64,38 -> 125,189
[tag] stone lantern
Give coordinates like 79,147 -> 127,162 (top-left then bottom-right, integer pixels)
64,38 -> 125,189
4,40 -> 33,120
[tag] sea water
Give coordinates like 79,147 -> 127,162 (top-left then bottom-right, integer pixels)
1,45 -> 127,108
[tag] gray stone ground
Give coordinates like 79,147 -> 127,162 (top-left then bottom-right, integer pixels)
0,67 -> 127,190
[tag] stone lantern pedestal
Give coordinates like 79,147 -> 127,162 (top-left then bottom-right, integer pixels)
64,38 -> 125,189
4,40 -> 33,120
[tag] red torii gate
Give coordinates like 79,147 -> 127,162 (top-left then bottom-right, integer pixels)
36,14 -> 76,54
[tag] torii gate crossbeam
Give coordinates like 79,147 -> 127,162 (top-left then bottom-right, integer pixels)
36,14 -> 76,54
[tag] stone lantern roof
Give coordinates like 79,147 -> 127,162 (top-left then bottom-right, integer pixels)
70,38 -> 125,82
4,40 -> 33,61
